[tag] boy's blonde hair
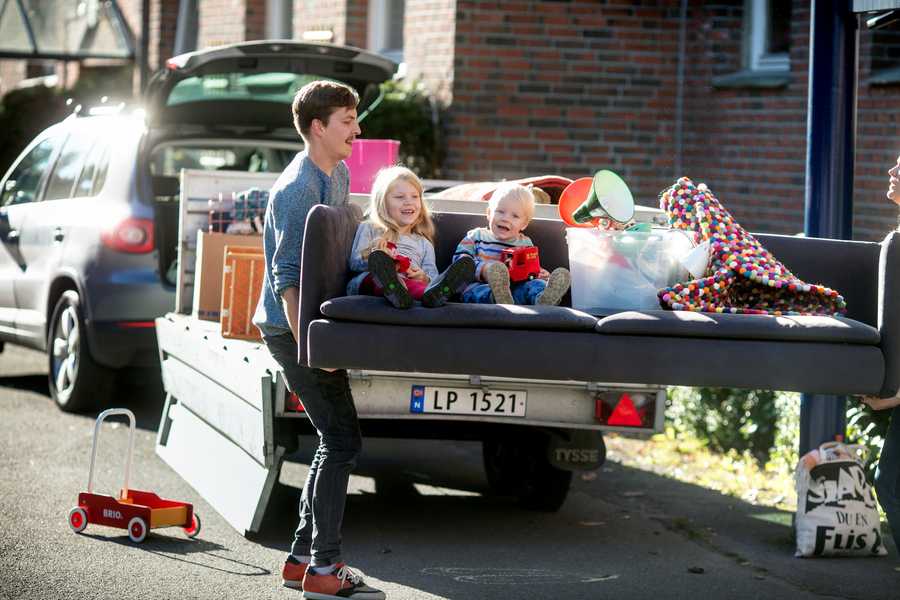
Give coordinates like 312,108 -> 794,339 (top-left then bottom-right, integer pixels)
487,183 -> 536,223
368,166 -> 435,244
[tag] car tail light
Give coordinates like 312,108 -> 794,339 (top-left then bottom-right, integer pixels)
101,218 -> 154,254
595,391 -> 654,428
287,392 -> 305,412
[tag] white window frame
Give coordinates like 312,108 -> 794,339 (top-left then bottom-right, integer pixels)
367,0 -> 404,63
747,0 -> 790,72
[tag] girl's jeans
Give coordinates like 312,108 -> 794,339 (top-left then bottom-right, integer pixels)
263,332 -> 362,567
462,278 -> 547,304
876,405 -> 900,552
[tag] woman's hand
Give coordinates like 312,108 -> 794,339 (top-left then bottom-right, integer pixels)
406,265 -> 430,282
860,395 -> 900,411
889,154 -> 900,205
538,268 -> 551,281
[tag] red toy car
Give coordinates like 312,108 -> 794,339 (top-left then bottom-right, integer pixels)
67,408 -> 200,543
502,246 -> 541,282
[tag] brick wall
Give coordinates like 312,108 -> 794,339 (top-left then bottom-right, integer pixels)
444,0 -> 681,201
404,0 -> 456,106
436,0 -> 900,241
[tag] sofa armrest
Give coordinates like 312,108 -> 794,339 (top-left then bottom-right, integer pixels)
298,203 -> 362,365
878,230 -> 900,397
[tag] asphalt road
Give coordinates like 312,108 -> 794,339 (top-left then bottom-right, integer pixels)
1,344 -> 898,600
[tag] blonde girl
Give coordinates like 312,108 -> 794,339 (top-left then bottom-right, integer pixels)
346,166 -> 475,308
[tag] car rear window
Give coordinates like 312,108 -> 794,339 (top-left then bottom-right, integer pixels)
149,144 -> 297,176
166,72 -> 329,106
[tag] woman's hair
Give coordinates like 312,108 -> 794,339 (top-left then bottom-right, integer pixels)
487,182 -> 536,222
367,166 -> 435,244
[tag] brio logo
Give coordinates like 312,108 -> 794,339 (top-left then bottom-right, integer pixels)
103,508 -> 123,520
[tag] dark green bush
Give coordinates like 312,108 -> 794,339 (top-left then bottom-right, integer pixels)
668,387 -> 780,465
0,84 -> 68,175
847,401 -> 891,480
359,79 -> 444,179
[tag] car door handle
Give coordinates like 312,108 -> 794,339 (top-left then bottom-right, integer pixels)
53,228 -> 64,242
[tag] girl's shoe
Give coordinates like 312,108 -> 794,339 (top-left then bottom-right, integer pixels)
422,256 -> 476,308
537,267 -> 571,306
368,250 -> 413,309
483,261 -> 514,304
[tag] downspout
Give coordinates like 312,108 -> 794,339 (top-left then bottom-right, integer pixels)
675,0 -> 688,177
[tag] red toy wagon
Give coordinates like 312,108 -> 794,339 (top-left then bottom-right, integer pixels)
67,408 -> 201,543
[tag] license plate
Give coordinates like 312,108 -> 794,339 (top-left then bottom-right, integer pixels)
410,385 -> 527,417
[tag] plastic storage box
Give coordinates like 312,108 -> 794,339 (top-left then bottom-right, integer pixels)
566,227 -> 692,315
345,139 -> 400,193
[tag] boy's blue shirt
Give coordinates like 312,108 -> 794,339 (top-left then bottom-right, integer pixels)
253,151 -> 350,337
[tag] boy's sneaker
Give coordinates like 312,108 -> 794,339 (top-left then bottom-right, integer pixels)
282,556 -> 309,589
368,250 -> 413,309
537,267 -> 571,306
301,563 -> 385,599
482,261 -> 514,304
421,255 -> 476,308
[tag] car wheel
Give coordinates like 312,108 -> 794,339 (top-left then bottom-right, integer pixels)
48,290 -> 114,413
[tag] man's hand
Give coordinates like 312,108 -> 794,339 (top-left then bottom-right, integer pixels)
860,395 -> 900,411
406,265 -> 429,282
282,286 -> 337,372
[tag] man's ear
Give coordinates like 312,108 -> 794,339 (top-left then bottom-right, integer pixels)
311,118 -> 324,137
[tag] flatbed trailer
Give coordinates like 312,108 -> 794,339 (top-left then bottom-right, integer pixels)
154,169 -> 667,534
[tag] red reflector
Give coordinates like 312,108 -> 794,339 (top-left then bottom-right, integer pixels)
101,217 -> 154,254
607,393 -> 643,427
287,392 -> 305,412
116,321 -> 156,329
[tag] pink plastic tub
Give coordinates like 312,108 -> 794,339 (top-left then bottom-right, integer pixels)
345,139 -> 401,194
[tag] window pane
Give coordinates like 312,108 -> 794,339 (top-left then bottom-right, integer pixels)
149,145 -> 294,176
1,137 -> 59,206
766,0 -> 790,55
166,72 -> 321,107
73,140 -> 109,198
44,134 -> 95,201
91,145 -> 111,196
386,0 -> 405,52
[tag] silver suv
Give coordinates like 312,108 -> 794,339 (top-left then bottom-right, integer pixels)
0,41 -> 395,411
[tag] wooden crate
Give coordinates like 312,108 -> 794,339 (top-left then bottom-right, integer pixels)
221,245 -> 265,341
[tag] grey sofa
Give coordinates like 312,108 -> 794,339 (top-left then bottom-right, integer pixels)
299,204 -> 900,397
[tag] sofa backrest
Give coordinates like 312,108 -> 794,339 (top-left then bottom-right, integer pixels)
757,233 -> 880,327
431,212 -> 570,271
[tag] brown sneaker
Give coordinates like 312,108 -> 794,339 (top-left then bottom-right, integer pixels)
301,563 -> 385,599
537,267 -> 571,306
282,556 -> 309,589
483,261 -> 514,304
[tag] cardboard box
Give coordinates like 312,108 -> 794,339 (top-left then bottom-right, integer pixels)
192,231 -> 263,321
221,245 -> 265,341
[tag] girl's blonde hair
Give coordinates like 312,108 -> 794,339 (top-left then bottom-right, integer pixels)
487,182 -> 536,223
367,166 -> 435,244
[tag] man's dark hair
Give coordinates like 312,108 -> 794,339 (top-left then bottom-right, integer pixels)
292,80 -> 360,139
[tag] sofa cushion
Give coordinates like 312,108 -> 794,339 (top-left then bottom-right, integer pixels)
306,320 -> 885,395
596,310 -> 880,344
320,296 -> 599,331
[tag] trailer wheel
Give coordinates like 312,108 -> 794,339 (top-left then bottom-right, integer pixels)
127,517 -> 148,543
68,507 -> 88,533
184,513 -> 201,538
483,433 -> 572,512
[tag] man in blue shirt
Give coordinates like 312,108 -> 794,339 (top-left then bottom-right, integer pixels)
253,80 -> 385,599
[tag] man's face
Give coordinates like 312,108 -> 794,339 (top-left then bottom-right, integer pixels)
315,106 -> 361,161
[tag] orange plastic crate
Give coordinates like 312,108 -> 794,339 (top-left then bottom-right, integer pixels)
220,245 -> 265,341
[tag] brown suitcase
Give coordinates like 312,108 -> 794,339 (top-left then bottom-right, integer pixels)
220,245 -> 265,341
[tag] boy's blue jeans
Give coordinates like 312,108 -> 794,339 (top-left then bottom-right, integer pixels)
264,332 -> 362,567
462,279 -> 547,304
876,405 -> 900,552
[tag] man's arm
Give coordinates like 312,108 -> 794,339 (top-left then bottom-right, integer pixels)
281,286 -> 300,342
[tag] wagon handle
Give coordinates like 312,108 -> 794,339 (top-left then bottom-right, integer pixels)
87,408 -> 136,498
